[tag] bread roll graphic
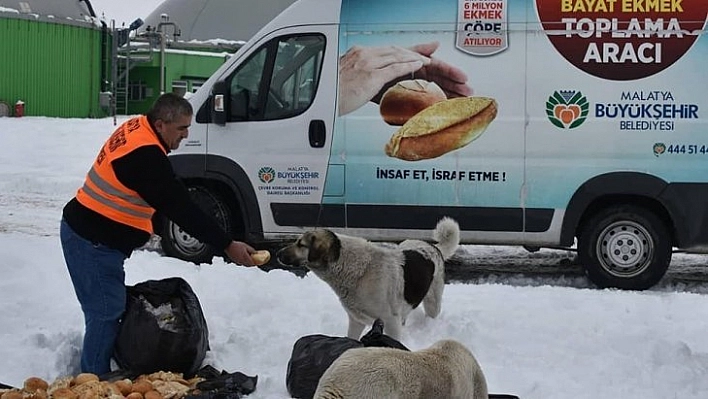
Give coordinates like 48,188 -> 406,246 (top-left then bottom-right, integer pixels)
379,79 -> 447,125
385,96 -> 497,161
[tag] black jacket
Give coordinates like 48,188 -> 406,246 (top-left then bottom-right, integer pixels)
63,131 -> 231,256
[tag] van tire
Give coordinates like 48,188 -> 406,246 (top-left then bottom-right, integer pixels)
577,205 -> 671,290
160,186 -> 232,264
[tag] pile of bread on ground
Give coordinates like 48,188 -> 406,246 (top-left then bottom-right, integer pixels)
0,371 -> 203,399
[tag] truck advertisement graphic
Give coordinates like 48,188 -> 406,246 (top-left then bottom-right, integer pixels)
165,0 -> 708,289
334,0 -> 707,209
536,0 -> 706,80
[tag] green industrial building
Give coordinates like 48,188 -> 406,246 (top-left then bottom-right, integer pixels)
114,32 -> 238,115
0,1 -> 107,117
0,0 -> 295,118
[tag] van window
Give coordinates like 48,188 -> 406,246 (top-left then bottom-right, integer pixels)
227,34 -> 325,122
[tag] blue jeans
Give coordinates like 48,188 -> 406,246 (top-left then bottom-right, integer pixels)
60,219 -> 127,375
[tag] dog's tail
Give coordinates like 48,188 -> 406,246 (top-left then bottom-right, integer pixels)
433,216 -> 460,260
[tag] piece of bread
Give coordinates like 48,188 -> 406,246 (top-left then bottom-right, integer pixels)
251,250 -> 271,265
51,387 -> 78,399
144,390 -> 164,399
131,380 -> 153,395
71,373 -> 98,387
100,381 -> 122,397
23,377 -> 49,393
70,380 -> 100,398
114,379 -> 133,396
1,391 -> 24,399
29,389 -> 48,399
379,79 -> 447,126
385,96 -> 498,161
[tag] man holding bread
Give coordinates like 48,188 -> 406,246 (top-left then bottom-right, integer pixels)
60,93 -> 259,375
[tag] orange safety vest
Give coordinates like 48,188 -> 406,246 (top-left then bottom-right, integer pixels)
75,115 -> 166,233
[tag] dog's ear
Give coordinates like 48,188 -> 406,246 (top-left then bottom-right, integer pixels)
323,230 -> 341,263
307,230 -> 341,264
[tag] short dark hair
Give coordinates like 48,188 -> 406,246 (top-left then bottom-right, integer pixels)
146,93 -> 193,124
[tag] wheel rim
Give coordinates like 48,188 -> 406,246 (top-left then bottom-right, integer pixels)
169,222 -> 207,257
596,220 -> 654,278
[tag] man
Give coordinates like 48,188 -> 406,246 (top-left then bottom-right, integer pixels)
60,93 -> 257,375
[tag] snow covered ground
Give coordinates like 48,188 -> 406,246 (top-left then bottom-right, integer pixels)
1,116 -> 708,398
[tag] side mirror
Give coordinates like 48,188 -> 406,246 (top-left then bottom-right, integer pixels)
212,80 -> 229,126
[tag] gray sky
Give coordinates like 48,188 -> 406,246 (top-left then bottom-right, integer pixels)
89,0 -> 164,26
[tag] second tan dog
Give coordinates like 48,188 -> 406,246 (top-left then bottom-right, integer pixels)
313,339 -> 488,399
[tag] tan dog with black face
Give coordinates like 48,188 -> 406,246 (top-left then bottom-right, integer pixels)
276,217 -> 460,340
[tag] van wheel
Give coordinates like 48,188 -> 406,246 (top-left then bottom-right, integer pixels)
577,205 -> 671,290
160,186 -> 231,264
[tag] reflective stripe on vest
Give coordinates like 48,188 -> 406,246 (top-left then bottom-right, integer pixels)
75,115 -> 166,233
82,169 -> 153,218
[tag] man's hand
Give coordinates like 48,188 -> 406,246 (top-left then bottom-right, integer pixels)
338,41 -> 473,116
338,45 -> 431,116
225,241 -> 257,266
409,41 -> 472,99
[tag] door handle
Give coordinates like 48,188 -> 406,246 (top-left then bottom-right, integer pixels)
309,120 -> 326,148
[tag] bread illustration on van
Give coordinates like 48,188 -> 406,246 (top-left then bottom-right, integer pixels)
383,90 -> 498,161
379,79 -> 448,126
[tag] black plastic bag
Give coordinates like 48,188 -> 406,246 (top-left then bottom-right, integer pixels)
184,365 -> 258,399
114,277 -> 209,377
285,335 -> 362,399
285,319 -> 408,399
359,318 -> 409,351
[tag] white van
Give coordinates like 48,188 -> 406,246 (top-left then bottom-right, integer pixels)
154,0 -> 708,290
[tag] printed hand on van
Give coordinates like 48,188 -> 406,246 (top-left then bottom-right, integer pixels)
406,41 -> 472,99
338,41 -> 472,115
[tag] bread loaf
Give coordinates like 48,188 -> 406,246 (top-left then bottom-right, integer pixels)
23,377 -> 48,393
385,96 -> 498,161
379,79 -> 447,125
131,380 -> 153,395
51,387 -> 78,399
71,373 -> 98,386
144,390 -> 164,399
114,379 -> 133,396
0,391 -> 23,399
251,250 -> 271,265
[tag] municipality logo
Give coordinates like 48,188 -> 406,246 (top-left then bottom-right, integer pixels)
546,90 -> 589,129
653,142 -> 666,157
258,167 -> 276,183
